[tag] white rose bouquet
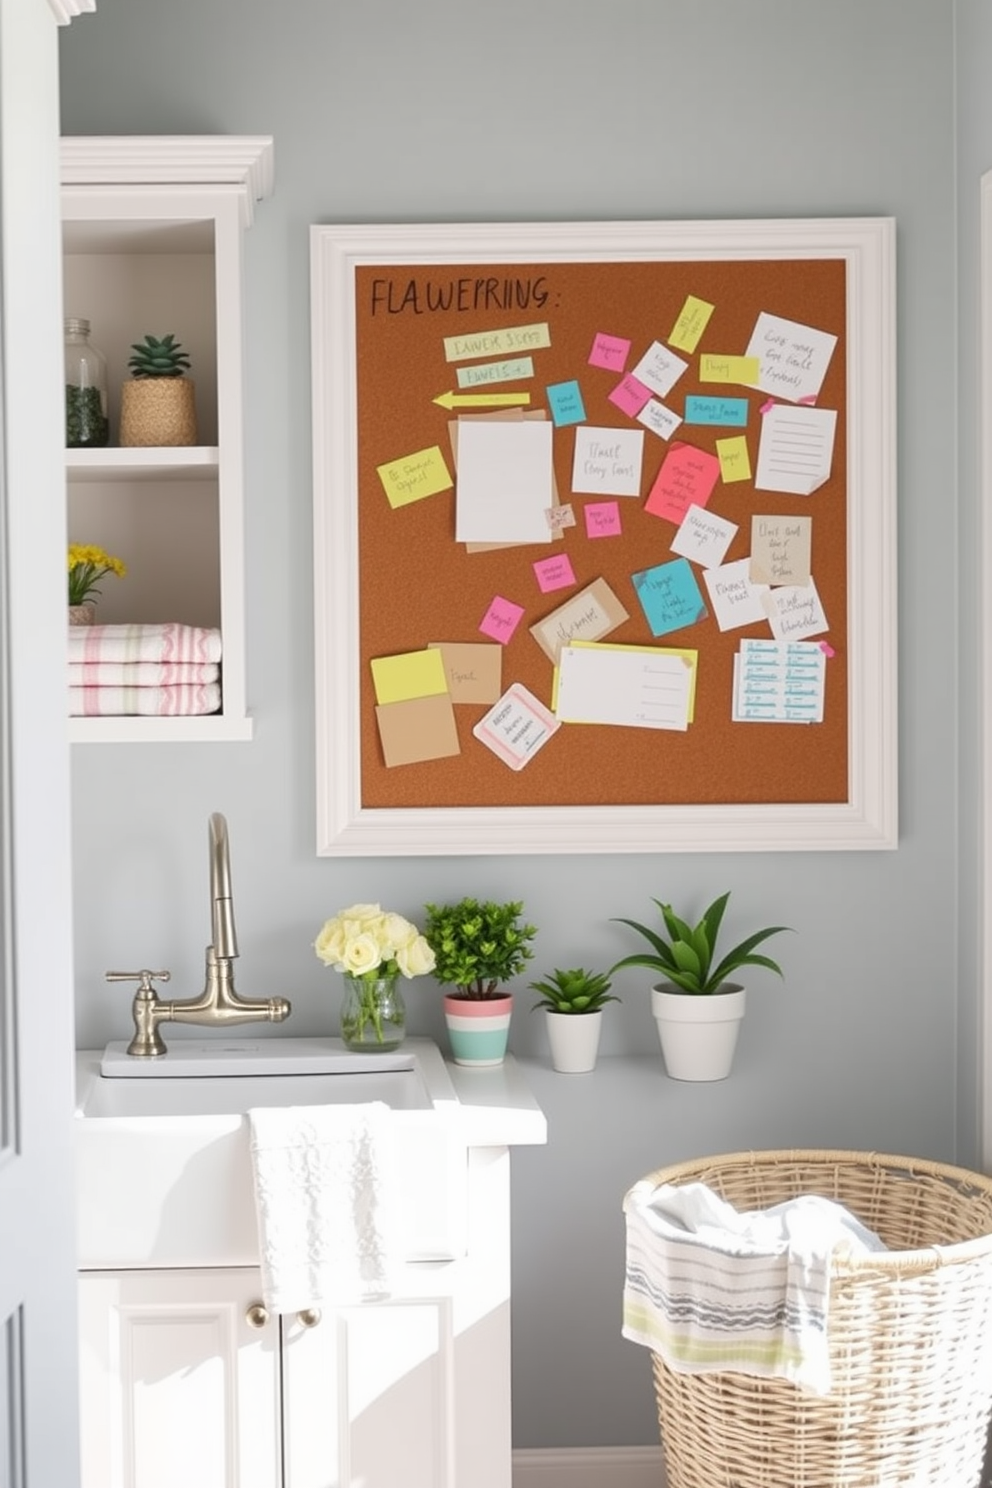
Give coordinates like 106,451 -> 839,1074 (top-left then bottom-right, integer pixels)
314,902 -> 436,1046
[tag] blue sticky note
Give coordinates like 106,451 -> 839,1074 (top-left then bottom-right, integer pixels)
547,379 -> 586,428
684,395 -> 748,427
631,558 -> 708,637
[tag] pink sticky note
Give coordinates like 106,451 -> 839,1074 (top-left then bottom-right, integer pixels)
608,374 -> 652,417
644,442 -> 721,525
584,501 -> 622,538
532,554 -> 576,594
589,332 -> 631,373
479,595 -> 525,644
819,641 -> 835,658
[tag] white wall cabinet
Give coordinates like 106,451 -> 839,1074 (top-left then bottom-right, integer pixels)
78,1148 -> 519,1488
61,136 -> 273,742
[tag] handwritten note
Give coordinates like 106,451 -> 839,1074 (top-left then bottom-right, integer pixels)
670,504 -> 738,569
472,684 -> 560,771
745,312 -> 838,402
750,515 -> 812,586
638,399 -> 683,440
589,332 -> 631,372
755,405 -> 837,494
685,396 -> 748,427
479,594 -> 526,644
631,558 -> 708,638
455,419 -> 554,542
427,642 -> 502,704
732,638 -> 826,723
530,576 -> 630,664
370,647 -> 449,706
716,434 -> 752,484
546,379 -> 586,427
630,340 -> 689,399
533,553 -> 576,594
376,445 -> 453,509
644,442 -> 721,524
699,354 -> 760,385
555,643 -> 694,731
444,322 -> 551,362
584,501 -> 622,539
668,296 -> 714,354
702,557 -> 771,632
571,426 -> 644,497
608,374 -> 652,418
763,579 -> 828,641
456,357 -> 534,390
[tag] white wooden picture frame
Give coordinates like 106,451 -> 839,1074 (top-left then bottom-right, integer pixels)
310,217 -> 897,856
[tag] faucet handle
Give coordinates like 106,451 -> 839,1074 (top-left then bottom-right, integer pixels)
105,968 -> 171,992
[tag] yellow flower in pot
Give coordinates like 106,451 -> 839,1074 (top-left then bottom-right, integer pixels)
67,543 -> 126,624
120,333 -> 198,448
314,902 -> 435,1051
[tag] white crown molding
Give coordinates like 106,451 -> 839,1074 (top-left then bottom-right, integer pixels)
48,0 -> 96,22
60,136 -> 274,224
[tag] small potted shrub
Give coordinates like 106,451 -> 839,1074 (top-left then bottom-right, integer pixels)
424,897 -> 537,1067
529,966 -> 618,1073
120,333 -> 198,447
611,891 -> 791,1081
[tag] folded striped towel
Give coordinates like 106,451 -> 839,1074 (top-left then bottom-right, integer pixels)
67,622 -> 222,665
69,660 -> 220,688
622,1179 -> 886,1395
69,682 -> 221,716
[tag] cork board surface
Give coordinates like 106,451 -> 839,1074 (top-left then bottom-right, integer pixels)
352,254 -> 847,810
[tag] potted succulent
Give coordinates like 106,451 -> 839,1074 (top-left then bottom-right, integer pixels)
120,333 -> 198,447
611,891 -> 790,1081
529,966 -> 618,1073
424,897 -> 537,1067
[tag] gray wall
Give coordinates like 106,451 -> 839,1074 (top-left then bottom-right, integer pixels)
59,0 -> 974,1451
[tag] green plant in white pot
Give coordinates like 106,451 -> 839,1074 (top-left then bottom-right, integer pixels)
529,967 -> 618,1074
424,897 -> 537,1067
610,892 -> 790,1081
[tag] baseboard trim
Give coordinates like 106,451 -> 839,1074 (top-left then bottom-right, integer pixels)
512,1445 -> 666,1487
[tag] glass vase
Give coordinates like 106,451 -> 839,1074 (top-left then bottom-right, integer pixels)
64,317 -> 109,448
340,972 -> 406,1051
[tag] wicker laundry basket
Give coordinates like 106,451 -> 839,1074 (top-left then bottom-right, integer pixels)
641,1149 -> 992,1488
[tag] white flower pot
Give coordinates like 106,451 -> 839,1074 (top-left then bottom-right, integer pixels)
651,983 -> 745,1081
545,1009 -> 603,1073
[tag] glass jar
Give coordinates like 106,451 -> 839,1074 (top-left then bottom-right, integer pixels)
64,317 -> 109,448
339,972 -> 406,1051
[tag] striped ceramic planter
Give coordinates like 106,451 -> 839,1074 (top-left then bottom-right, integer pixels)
443,993 -> 513,1067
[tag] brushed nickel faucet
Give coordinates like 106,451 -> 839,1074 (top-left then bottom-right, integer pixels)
108,812 -> 291,1057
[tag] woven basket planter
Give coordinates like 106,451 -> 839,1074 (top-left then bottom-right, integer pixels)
644,1149 -> 992,1488
119,377 -> 197,447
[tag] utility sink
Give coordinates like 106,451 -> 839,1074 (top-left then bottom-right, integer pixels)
74,1037 -> 467,1270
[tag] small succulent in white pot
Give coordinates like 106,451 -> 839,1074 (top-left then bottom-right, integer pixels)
529,967 -> 618,1074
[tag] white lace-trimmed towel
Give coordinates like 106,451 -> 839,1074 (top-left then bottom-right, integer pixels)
67,621 -> 222,666
247,1102 -> 399,1313
622,1179 -> 887,1395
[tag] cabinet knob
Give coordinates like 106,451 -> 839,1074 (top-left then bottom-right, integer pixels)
245,1303 -> 270,1329
297,1308 -> 322,1328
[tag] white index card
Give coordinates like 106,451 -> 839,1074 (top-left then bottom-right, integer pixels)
755,405 -> 837,496
455,419 -> 554,543
555,643 -> 693,731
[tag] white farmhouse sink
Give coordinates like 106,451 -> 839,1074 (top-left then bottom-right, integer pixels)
74,1037 -> 467,1270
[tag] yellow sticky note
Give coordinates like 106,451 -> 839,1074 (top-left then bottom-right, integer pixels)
668,296 -> 715,354
699,354 -> 761,385
717,434 -> 752,484
376,445 -> 453,509
370,647 -> 449,706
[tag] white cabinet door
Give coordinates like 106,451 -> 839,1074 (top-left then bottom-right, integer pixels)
78,1268 -> 281,1488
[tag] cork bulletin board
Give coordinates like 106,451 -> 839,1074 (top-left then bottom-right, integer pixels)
311,218 -> 897,857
